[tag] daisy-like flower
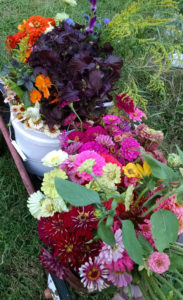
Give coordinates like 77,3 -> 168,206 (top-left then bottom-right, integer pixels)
95,134 -> 115,148
74,151 -> 106,181
40,197 -> 55,217
27,117 -> 44,130
136,161 -> 151,178
79,257 -> 109,292
41,169 -> 68,198
35,74 -> 52,98
27,191 -> 45,219
121,138 -> 140,162
42,150 -> 68,167
128,107 -> 147,122
102,115 -> 121,125
43,125 -> 60,138
148,252 -> 170,274
108,271 -> 132,288
24,102 -> 41,121
99,228 -> 124,264
39,248 -> 65,279
11,104 -> 25,115
123,163 -> 140,178
100,163 -> 121,189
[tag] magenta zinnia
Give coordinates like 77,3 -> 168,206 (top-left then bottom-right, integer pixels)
120,137 -> 140,162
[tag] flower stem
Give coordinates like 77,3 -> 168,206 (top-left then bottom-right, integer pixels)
69,103 -> 83,131
155,273 -> 183,299
132,186 -> 148,212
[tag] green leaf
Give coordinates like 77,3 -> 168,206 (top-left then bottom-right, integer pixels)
176,145 -> 183,165
22,91 -> 31,105
97,221 -> 115,246
106,215 -> 114,228
169,252 -> 183,272
7,78 -> 23,100
122,220 -> 144,265
141,151 -> 175,180
151,209 -> 179,252
55,177 -> 101,207
138,233 -> 154,256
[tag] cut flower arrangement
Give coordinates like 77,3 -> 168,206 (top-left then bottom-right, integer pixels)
27,95 -> 183,299
1,0 -> 122,137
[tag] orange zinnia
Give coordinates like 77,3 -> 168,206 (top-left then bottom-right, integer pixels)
30,89 -> 42,104
35,74 -> 52,99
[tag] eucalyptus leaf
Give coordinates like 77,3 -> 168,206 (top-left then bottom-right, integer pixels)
122,220 -> 144,265
141,151 -> 175,180
151,209 -> 179,252
97,221 -> 115,246
55,177 -> 101,206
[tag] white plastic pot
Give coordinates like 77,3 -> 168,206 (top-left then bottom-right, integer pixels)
11,117 -> 60,177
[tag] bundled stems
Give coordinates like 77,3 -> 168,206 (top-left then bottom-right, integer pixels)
154,273 -> 183,299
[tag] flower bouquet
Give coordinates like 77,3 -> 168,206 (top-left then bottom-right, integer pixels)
1,0 -> 122,137
27,94 -> 183,299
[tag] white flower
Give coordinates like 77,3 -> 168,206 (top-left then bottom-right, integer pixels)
43,125 -> 60,138
55,13 -> 69,26
27,191 -> 45,219
40,197 -> 55,217
24,102 -> 41,121
28,118 -> 44,130
63,0 -> 77,6
44,22 -> 54,34
53,197 -> 69,212
42,150 -> 68,167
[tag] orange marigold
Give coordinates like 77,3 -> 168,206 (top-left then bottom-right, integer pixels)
30,89 -> 42,104
35,74 -> 52,99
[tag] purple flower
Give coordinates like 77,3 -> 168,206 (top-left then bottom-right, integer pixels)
95,134 -> 114,148
39,248 -> 65,279
83,13 -> 90,20
86,16 -> 97,33
65,18 -> 75,26
90,0 -> 97,11
104,18 -> 111,25
120,138 -> 140,162
120,119 -> 131,132
59,130 -> 69,150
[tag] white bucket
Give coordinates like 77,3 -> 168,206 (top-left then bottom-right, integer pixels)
11,118 -> 60,177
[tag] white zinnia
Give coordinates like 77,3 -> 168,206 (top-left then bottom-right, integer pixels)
55,13 -> 69,26
40,198 -> 55,217
28,118 -> 44,130
24,102 -> 41,121
27,191 -> 45,219
42,150 -> 68,167
63,0 -> 77,6
53,197 -> 69,212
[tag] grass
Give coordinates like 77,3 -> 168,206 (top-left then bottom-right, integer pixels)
0,0 -> 183,299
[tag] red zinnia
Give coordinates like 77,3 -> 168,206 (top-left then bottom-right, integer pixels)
115,93 -> 135,114
63,205 -> 98,236
6,32 -> 26,51
100,153 -> 123,171
38,213 -> 64,247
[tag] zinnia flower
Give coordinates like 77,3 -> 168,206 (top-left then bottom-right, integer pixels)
108,271 -> 132,288
102,115 -> 121,125
42,150 -> 68,167
123,163 -> 140,178
128,107 -> 147,122
43,125 -> 60,138
74,151 -> 106,181
100,163 -> 121,189
39,248 -> 65,279
148,252 -> 170,274
115,93 -> 135,114
79,257 -> 109,292
63,0 -> 77,6
121,138 -> 140,162
95,134 -> 115,148
27,191 -> 45,219
41,169 -> 68,198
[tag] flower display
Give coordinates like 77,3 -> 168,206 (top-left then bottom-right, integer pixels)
1,0 -> 122,136
27,89 -> 183,298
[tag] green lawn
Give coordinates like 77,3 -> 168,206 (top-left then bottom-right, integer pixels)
0,0 -> 183,299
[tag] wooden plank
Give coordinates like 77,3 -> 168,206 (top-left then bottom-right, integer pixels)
0,114 -> 35,195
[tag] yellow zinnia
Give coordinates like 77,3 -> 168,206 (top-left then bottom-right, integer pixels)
136,161 -> 151,178
123,163 -> 140,178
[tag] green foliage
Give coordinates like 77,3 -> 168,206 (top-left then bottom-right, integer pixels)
102,0 -> 183,111
12,36 -> 29,62
150,209 -> 179,252
55,177 -> 101,206
97,221 -> 115,246
122,220 -> 144,265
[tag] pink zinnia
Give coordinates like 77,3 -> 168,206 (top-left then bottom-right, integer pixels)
112,250 -> 134,273
121,137 -> 140,162
78,141 -> 109,154
62,113 -> 76,126
148,252 -> 170,274
68,130 -> 84,141
95,134 -> 115,148
79,257 -> 109,292
115,93 -> 135,114
102,115 -> 121,125
106,125 -> 123,137
128,107 -> 147,122
74,150 -> 106,181
108,271 -> 132,288
67,169 -> 86,184
82,126 -> 108,142
99,229 -> 124,264
124,176 -> 138,188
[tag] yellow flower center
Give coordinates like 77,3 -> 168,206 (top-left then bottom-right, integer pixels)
88,268 -> 100,281
66,244 -> 73,253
